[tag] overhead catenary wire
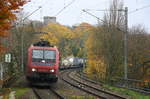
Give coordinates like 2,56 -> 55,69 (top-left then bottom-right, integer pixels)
82,9 -> 126,31
23,6 -> 42,22
55,0 -> 76,16
85,4 -> 150,14
84,7 -> 127,12
129,4 -> 150,14
82,9 -> 105,24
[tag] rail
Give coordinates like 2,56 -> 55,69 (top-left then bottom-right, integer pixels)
77,70 -> 150,95
60,70 -> 127,99
32,87 -> 65,99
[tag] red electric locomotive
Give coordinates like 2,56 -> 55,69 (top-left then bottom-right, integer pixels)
26,40 -> 59,84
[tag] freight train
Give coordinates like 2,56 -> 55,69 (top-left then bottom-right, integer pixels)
26,40 -> 60,84
61,57 -> 86,69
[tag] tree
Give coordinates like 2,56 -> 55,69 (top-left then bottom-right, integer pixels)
85,0 -> 150,83
42,23 -> 75,57
99,0 -> 125,80
128,25 -> 150,81
10,20 -> 39,73
73,23 -> 95,57
85,0 -> 125,81
0,0 -> 29,56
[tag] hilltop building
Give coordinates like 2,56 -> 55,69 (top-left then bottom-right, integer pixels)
44,16 -> 57,25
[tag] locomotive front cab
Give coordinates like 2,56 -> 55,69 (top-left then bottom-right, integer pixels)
32,49 -> 56,68
26,41 -> 59,83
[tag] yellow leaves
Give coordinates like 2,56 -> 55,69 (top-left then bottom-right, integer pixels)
42,23 -> 75,46
85,59 -> 106,80
86,31 -> 106,77
41,32 -> 59,45
74,22 -> 95,38
85,33 -> 94,50
84,25 -> 107,79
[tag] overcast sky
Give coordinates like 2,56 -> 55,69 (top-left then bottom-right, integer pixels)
23,0 -> 150,31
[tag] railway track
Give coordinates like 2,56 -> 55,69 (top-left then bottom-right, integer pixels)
75,71 -> 102,85
76,71 -> 150,95
32,88 -> 43,99
50,87 -> 65,99
32,87 -> 65,99
71,71 -> 130,99
60,70 -> 128,99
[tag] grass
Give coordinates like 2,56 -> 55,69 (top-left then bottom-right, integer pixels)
0,88 -> 11,99
103,85 -> 150,99
12,88 -> 29,98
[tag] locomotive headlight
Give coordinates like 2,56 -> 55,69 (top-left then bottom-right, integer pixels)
32,68 -> 36,72
50,69 -> 55,73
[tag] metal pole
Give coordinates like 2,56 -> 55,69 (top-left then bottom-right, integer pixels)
21,6 -> 42,72
21,22 -> 24,72
0,63 -> 3,80
124,7 -> 128,79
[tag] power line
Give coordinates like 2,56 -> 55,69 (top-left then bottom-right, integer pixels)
84,9 -> 125,12
85,4 -> 150,14
82,9 -> 105,23
55,0 -> 76,16
84,9 -> 107,11
82,9 -> 126,24
129,4 -> 150,14
23,6 -> 42,21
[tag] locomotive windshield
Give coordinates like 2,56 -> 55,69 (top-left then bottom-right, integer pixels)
32,49 -> 56,63
32,50 -> 43,59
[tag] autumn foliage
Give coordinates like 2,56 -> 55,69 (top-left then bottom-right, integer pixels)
0,0 -> 28,55
85,0 -> 150,83
41,23 -> 76,57
42,23 -> 75,45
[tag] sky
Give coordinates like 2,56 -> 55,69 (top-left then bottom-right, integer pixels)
23,0 -> 150,31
